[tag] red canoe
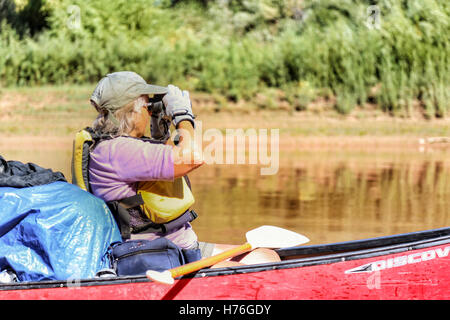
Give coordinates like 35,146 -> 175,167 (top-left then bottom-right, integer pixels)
1,227 -> 449,300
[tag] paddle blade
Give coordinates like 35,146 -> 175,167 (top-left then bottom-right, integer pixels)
146,270 -> 174,285
246,225 -> 309,249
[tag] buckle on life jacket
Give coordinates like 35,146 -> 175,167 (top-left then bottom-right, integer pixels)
135,209 -> 198,235
107,196 -> 198,240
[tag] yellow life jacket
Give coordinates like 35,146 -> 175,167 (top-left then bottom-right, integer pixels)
71,127 -> 195,225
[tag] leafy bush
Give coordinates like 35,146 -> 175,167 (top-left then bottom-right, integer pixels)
0,0 -> 449,116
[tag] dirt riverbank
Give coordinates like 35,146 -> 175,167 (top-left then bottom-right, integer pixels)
1,85 -> 450,152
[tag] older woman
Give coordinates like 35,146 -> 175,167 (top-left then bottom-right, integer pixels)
82,71 -> 279,265
87,71 -> 203,257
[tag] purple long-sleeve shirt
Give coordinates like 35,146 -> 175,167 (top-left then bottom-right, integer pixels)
89,137 -> 198,249
89,137 -> 174,201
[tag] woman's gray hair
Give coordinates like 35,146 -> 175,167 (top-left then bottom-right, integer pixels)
92,96 -> 147,136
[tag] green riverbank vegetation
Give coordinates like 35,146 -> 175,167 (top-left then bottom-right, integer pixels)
0,0 -> 449,117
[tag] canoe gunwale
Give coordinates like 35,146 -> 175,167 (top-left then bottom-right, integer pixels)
276,227 -> 450,258
193,233 -> 450,277
0,227 -> 449,292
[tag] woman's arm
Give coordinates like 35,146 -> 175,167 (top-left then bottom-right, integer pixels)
172,121 -> 204,178
161,85 -> 203,178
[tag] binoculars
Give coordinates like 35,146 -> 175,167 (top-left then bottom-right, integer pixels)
146,94 -> 166,115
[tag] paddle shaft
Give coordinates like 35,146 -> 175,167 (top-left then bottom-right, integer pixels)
169,242 -> 252,279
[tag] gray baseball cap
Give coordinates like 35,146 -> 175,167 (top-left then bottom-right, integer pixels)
90,71 -> 167,123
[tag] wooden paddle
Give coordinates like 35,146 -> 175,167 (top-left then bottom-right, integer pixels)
146,225 -> 309,285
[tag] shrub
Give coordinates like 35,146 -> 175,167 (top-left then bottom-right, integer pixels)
0,0 -> 448,116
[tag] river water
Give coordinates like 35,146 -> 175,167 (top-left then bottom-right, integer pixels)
2,145 -> 449,246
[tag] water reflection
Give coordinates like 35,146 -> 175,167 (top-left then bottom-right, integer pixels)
189,152 -> 450,244
2,149 -> 449,245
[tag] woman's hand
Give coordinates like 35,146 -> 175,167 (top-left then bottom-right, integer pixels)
162,84 -> 195,128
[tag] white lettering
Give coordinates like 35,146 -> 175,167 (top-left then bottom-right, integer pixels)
203,128 -> 223,165
421,250 -> 435,261
225,128 -> 258,165
345,245 -> 450,274
407,252 -> 422,264
222,304 -> 271,315
179,304 -> 213,317
436,246 -> 450,258
367,270 -> 381,290
393,255 -> 408,268
259,129 -> 279,175
371,260 -> 386,271
173,120 -> 279,175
